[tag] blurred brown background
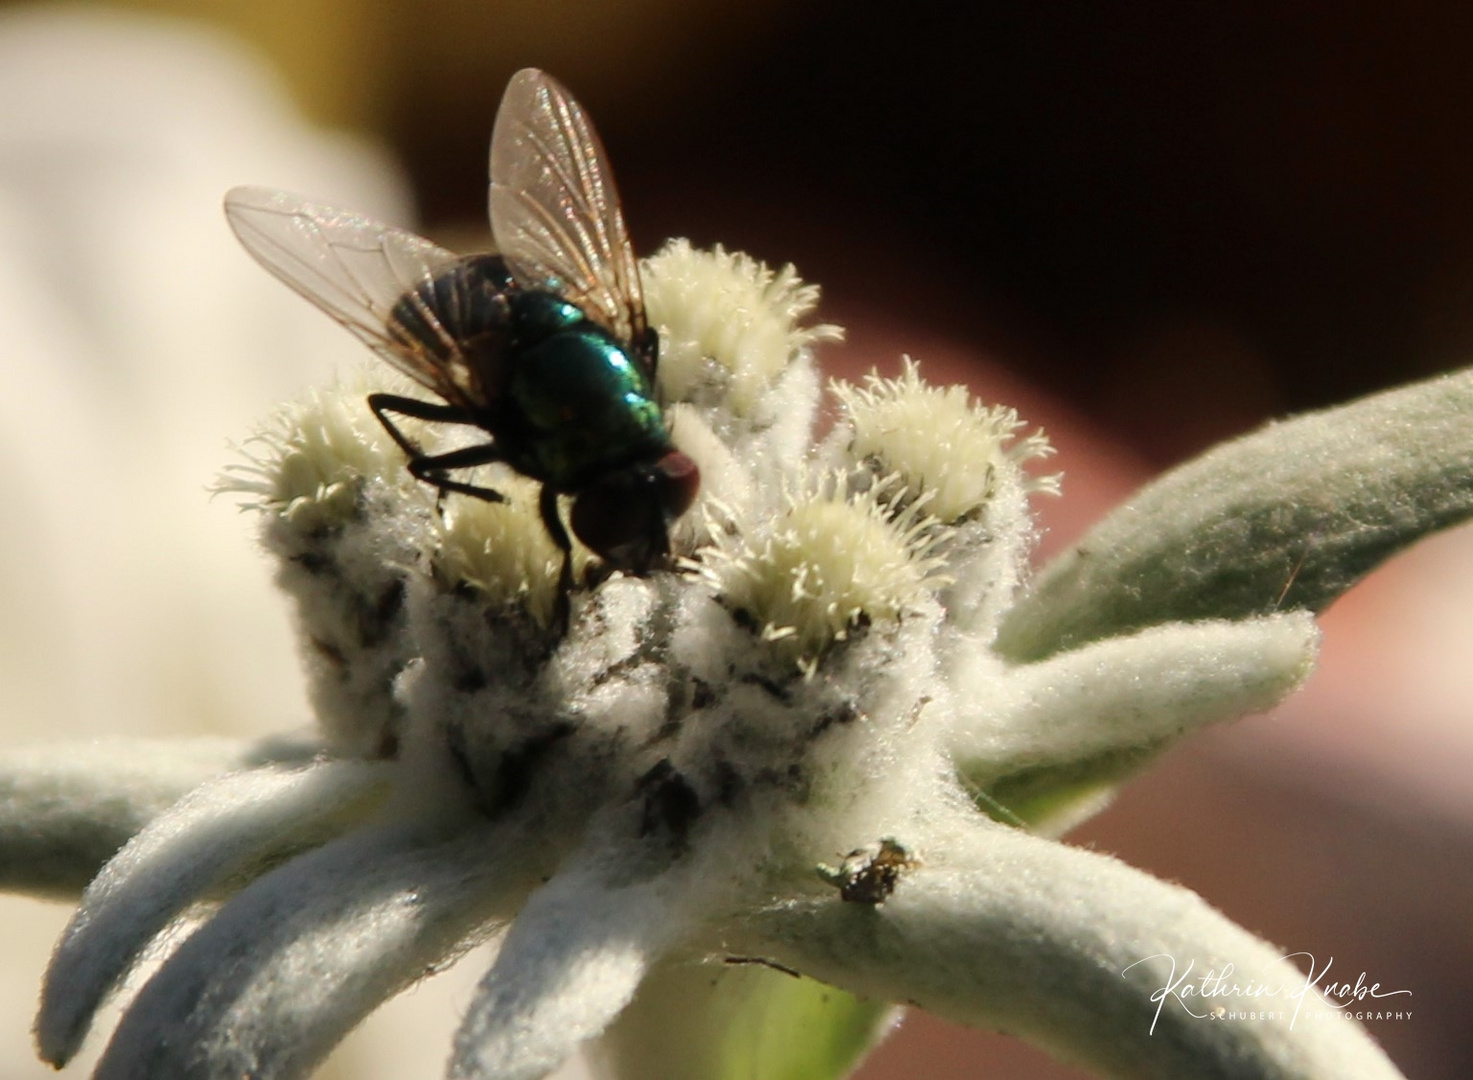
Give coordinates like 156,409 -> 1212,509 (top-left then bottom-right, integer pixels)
8,2 -> 1472,1077
90,0 -> 1473,465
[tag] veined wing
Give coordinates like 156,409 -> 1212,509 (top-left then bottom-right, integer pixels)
224,186 -> 485,407
488,69 -> 651,374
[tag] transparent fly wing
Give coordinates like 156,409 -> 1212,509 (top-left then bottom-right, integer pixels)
488,69 -> 650,371
224,186 -> 480,403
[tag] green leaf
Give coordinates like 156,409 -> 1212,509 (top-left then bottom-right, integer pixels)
978,744 -> 1157,829
996,367 -> 1473,662
597,956 -> 891,1080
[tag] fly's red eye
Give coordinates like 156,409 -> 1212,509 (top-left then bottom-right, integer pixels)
654,451 -> 700,520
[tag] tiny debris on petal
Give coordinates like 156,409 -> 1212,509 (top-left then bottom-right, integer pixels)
816,838 -> 920,905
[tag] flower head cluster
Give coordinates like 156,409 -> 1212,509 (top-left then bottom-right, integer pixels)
25,238 -> 1436,1080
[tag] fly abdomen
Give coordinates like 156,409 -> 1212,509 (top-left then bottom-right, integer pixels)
388,254 -> 516,363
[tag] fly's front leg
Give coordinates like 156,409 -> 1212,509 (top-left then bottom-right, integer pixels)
539,484 -> 573,633
368,393 -> 472,459
408,443 -> 510,503
368,393 -> 507,503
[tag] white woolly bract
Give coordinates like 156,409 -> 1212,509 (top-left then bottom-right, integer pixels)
38,762 -> 392,1066
733,813 -> 1405,1080
0,737 -> 297,898
663,404 -> 754,553
831,357 -> 1058,522
450,848 -> 706,1080
694,475 -> 947,673
643,239 -> 842,415
90,817 -> 526,1080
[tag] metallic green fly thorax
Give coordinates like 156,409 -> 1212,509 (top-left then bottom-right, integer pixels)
504,309 -> 668,489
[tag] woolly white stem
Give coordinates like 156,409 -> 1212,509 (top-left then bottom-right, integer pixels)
89,815 -> 527,1080
0,735 -> 320,897
37,760 -> 390,1066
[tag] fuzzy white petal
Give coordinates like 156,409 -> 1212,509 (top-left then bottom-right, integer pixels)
451,855 -> 697,1080
38,760 -> 390,1066
998,365 -> 1473,660
737,816 -> 1405,1080
0,736 -> 318,898
953,613 -> 1320,784
91,816 -> 524,1080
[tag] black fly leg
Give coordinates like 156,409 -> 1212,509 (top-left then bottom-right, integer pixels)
369,393 -> 475,457
406,442 -> 510,502
368,393 -> 507,503
370,393 -> 573,635
539,484 -> 574,634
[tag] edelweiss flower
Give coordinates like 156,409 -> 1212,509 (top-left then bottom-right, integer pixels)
9,233 -> 1472,1080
